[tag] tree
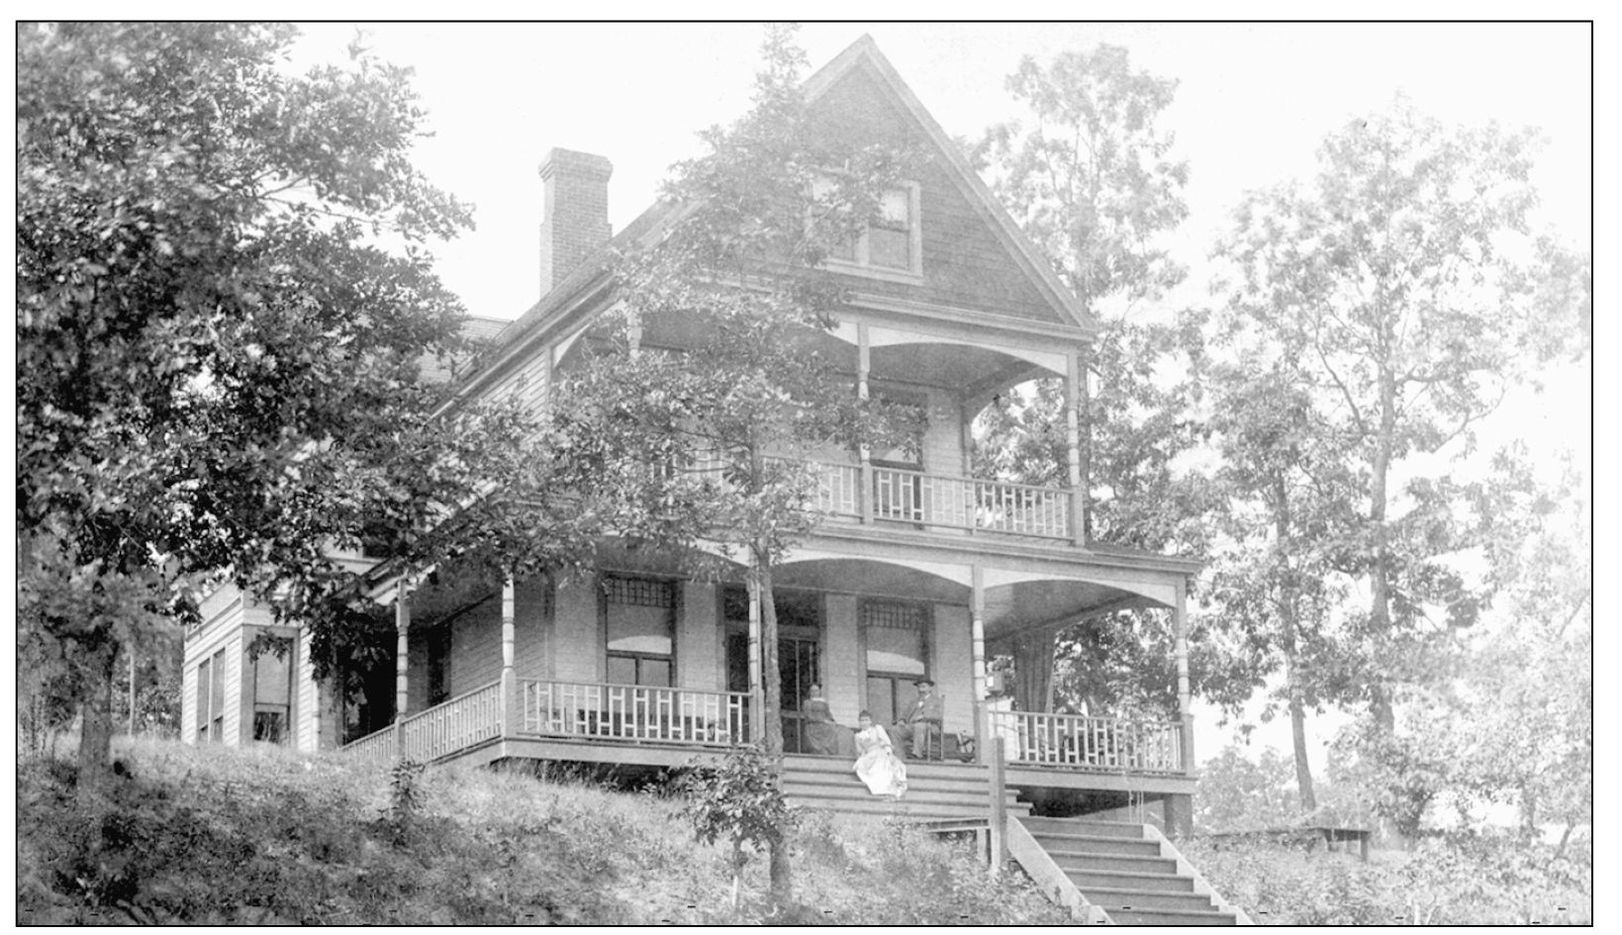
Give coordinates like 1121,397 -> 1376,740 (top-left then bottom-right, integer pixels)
1197,354 -> 1368,811
1194,745 -> 1302,831
971,45 -> 1220,715
1363,451 -> 1590,842
552,25 -> 914,903
1213,101 -> 1589,743
679,746 -> 798,909
17,23 -> 491,795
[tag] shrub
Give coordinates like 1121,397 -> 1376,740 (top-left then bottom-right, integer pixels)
676,745 -> 796,908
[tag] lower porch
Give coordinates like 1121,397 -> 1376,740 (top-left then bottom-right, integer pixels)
341,674 -> 1197,828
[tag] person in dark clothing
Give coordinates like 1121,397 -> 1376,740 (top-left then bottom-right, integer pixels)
892,678 -> 944,759
802,683 -> 845,755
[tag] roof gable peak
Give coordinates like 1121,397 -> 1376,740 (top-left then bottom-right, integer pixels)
801,37 -> 1091,334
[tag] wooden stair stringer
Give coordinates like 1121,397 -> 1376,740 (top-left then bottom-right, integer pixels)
1143,822 -> 1253,925
1005,816 -> 1113,925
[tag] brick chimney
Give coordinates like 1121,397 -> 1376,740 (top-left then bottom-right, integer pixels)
538,148 -> 613,295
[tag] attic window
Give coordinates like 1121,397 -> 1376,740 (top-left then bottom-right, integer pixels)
816,178 -> 922,279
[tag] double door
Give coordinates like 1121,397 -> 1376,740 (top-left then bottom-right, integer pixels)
724,588 -> 823,753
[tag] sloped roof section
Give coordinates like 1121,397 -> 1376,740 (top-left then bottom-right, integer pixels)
454,35 -> 1093,405
801,36 -> 1094,334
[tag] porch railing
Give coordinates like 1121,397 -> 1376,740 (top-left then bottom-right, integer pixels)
812,460 -> 861,518
694,452 -> 1072,540
340,680 -> 503,764
342,723 -> 399,765
988,710 -> 1185,774
518,678 -> 750,747
869,465 -> 1071,539
400,680 -> 503,761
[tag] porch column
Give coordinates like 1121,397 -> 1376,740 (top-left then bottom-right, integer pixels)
1174,578 -> 1193,767
1065,349 -> 1085,546
959,401 -> 974,481
970,564 -> 988,754
747,576 -> 764,743
1171,577 -> 1195,839
501,576 -> 517,739
857,322 -> 873,524
394,578 -> 412,720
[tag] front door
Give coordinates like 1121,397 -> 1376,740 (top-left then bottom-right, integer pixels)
778,635 -> 819,753
723,586 -> 823,752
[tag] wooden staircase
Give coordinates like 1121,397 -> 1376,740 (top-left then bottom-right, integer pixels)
1018,816 -> 1246,925
781,755 -> 1029,823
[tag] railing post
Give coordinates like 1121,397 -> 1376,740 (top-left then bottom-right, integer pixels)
988,734 -> 1007,876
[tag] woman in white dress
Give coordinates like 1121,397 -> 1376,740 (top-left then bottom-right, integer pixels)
853,710 -> 907,798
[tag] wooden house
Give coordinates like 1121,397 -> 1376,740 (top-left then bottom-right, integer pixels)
182,35 -> 1208,845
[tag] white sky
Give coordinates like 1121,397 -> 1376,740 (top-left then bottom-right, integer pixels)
292,21 -> 1591,325
283,20 -> 1593,765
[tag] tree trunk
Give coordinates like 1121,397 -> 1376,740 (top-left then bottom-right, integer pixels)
754,545 -> 792,904
1274,476 -> 1318,812
1368,371 -> 1398,734
76,648 -> 118,804
1367,371 -> 1400,843
1553,822 -> 1575,860
1288,693 -> 1317,812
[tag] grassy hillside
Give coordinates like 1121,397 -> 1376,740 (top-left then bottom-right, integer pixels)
1181,833 -> 1592,925
18,737 -> 1071,925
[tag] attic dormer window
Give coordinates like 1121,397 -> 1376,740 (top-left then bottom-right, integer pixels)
815,178 -> 922,280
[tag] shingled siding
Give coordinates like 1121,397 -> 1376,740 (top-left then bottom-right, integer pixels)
808,65 -> 1063,325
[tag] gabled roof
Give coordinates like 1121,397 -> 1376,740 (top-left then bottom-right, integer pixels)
450,35 -> 1093,406
801,35 -> 1093,334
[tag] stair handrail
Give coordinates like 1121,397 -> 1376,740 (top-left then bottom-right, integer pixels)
1004,815 -> 1113,925
1141,823 -> 1253,925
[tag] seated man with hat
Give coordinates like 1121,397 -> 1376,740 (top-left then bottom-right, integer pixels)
891,678 -> 945,760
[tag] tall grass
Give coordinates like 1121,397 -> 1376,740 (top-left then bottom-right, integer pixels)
18,736 -> 1069,925
1180,833 -> 1592,925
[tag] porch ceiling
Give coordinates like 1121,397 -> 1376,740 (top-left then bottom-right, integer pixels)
409,569 -> 503,625
771,557 -> 969,604
771,555 -> 1157,640
569,311 -> 1050,401
982,580 -> 1152,643
868,342 -> 1045,394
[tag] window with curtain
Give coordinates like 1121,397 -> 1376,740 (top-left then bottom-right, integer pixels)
862,600 -> 929,725
251,642 -> 292,744
604,576 -> 675,687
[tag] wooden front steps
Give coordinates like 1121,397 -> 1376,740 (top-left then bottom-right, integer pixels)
781,754 -> 1029,823
1018,816 -> 1246,925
